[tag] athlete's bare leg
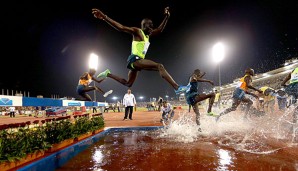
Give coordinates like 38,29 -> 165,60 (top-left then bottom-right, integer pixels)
133,59 -> 179,89
107,59 -> 179,89
194,93 -> 216,113
107,70 -> 138,87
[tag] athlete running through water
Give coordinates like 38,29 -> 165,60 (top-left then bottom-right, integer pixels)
216,68 -> 262,121
185,69 -> 216,132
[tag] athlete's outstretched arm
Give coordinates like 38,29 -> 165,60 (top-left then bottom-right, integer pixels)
246,91 -> 259,99
91,76 -> 105,84
199,72 -> 206,78
92,8 -> 138,34
150,7 -> 170,36
191,75 -> 214,85
196,78 -> 214,85
245,77 -> 262,93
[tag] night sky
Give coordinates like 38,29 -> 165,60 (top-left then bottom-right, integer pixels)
2,0 -> 298,102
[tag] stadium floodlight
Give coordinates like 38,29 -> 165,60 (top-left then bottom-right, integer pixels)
89,53 -> 99,101
89,53 -> 99,71
212,42 -> 225,108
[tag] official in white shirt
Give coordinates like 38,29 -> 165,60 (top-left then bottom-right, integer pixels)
123,88 -> 136,120
9,106 -> 16,117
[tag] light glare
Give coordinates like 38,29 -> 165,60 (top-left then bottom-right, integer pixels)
89,53 -> 99,70
212,42 -> 225,63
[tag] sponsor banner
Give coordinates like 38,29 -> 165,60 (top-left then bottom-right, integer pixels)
63,100 -> 85,106
97,102 -> 108,107
85,101 -> 94,107
0,95 -> 22,106
0,96 -> 108,107
23,97 -> 62,106
81,101 -> 108,107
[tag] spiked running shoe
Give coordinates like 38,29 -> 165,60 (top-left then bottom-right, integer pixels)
97,69 -> 111,78
207,112 -> 218,116
207,112 -> 215,116
174,84 -> 191,95
103,90 -> 113,97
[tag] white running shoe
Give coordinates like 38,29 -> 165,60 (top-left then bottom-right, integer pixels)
103,90 -> 113,97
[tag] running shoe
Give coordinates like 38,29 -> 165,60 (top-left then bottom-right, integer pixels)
97,69 -> 111,78
207,112 -> 212,116
207,112 -> 218,116
174,84 -> 191,95
103,90 -> 113,97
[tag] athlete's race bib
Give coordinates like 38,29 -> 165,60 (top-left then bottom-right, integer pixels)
291,72 -> 298,82
236,81 -> 242,88
88,79 -> 93,85
142,42 -> 150,55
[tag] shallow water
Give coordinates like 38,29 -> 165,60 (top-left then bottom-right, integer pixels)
56,110 -> 298,171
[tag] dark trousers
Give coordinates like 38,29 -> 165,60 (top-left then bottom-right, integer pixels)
10,112 -> 15,117
124,106 -> 134,119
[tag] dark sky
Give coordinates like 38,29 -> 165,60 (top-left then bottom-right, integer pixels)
2,0 -> 298,102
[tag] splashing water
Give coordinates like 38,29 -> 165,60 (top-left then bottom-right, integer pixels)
157,109 -> 296,154
158,113 -> 200,143
275,105 -> 298,142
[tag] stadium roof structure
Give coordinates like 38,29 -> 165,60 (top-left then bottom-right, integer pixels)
216,57 -> 298,91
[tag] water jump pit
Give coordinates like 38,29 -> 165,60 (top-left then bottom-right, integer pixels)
18,112 -> 298,171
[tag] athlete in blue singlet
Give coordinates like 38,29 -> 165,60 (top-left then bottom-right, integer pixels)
185,69 -> 216,131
